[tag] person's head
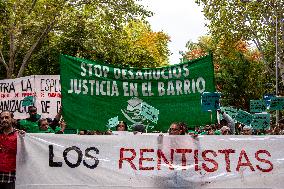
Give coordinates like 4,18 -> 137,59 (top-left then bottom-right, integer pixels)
133,124 -> 145,133
205,125 -> 214,135
220,126 -> 231,135
178,122 -> 188,135
188,130 -> 196,136
220,119 -> 228,127
38,118 -> 49,131
28,106 -> 37,118
116,121 -> 128,131
0,111 -> 14,130
79,130 -> 87,135
242,125 -> 252,135
195,126 -> 201,133
169,122 -> 183,135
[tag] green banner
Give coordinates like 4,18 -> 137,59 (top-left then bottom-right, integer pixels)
60,54 -> 216,132
250,100 -> 267,113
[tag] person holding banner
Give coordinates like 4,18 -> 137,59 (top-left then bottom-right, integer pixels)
242,125 -> 253,135
218,110 -> 235,134
116,121 -> 128,131
168,122 -> 188,135
220,126 -> 231,135
18,106 -> 41,133
38,118 -> 66,134
0,111 -> 25,189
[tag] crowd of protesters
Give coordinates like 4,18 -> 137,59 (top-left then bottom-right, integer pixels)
2,106 -> 283,137
1,107 -> 284,189
79,110 -> 284,136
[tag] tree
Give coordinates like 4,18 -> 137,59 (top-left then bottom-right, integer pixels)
195,0 -> 284,90
182,36 -> 267,110
0,0 -> 152,79
101,20 -> 170,68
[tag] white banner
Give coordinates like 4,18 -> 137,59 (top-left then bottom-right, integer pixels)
34,75 -> 61,119
16,134 -> 284,189
0,75 -> 60,119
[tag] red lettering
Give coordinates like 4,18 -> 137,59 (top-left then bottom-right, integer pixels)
194,150 -> 201,171
157,149 -> 174,170
202,150 -> 218,172
218,149 -> 235,172
139,149 -> 154,170
255,150 -> 273,172
119,148 -> 137,170
175,149 -> 192,170
236,150 -> 255,171
48,93 -> 56,97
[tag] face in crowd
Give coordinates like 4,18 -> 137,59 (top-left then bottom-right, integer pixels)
39,119 -> 49,131
242,127 -> 252,135
221,126 -> 231,135
28,106 -> 37,118
169,123 -> 182,135
116,121 -> 127,131
0,111 -> 13,130
205,125 -> 214,135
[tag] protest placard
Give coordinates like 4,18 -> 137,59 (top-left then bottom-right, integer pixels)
269,96 -> 284,110
107,116 -> 119,129
201,92 -> 221,111
220,106 -> 238,120
251,113 -> 270,130
0,75 -> 61,119
263,93 -> 274,108
235,109 -> 253,125
250,100 -> 267,113
22,96 -> 34,107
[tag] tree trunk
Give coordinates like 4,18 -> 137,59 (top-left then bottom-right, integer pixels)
17,20 -> 55,78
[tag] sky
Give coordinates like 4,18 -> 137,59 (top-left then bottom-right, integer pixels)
139,0 -> 208,65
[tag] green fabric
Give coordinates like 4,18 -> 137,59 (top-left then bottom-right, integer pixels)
214,130 -> 221,135
19,119 -> 39,133
38,126 -> 62,133
60,54 -> 216,132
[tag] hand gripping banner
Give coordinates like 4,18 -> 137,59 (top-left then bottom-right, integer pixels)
16,134 -> 284,189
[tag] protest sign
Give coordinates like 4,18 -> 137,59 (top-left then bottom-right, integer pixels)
250,100 -> 267,113
251,113 -> 270,130
34,75 -> 61,118
263,93 -> 274,108
16,134 -> 284,189
220,106 -> 238,120
107,116 -> 119,129
201,92 -> 221,111
22,96 -> 34,107
0,76 -> 34,118
269,96 -> 284,110
0,75 -> 61,119
140,102 -> 159,124
236,109 -> 253,125
60,54 -> 216,131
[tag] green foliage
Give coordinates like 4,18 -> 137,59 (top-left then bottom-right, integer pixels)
217,53 -> 266,110
182,36 -> 267,110
195,0 -> 284,91
0,0 -> 169,79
